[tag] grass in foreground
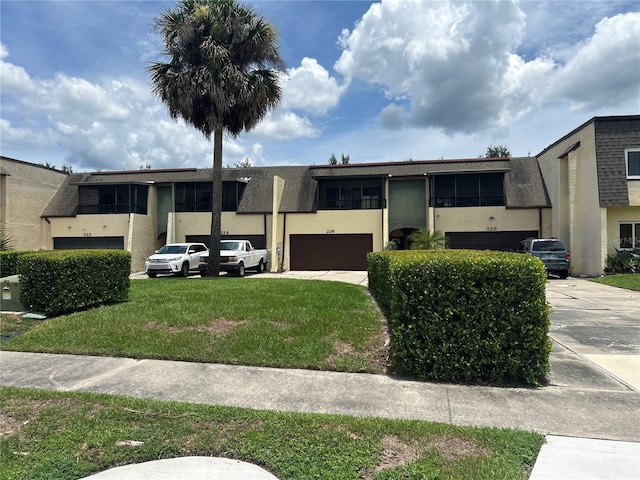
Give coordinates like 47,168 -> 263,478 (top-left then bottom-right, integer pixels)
0,387 -> 543,480
1,278 -> 387,373
589,273 -> 640,291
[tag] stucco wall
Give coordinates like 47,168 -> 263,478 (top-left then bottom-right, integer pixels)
49,214 -> 131,238
537,123 -> 605,275
0,158 -> 67,250
432,206 -> 541,233
628,181 -> 640,206
172,212 -> 266,241
129,213 -> 156,272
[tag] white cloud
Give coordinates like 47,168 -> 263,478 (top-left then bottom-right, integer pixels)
0,44 -> 37,95
546,12 -> 640,110
250,110 -> 319,140
281,57 -> 348,116
335,0 -> 639,135
335,0 -> 530,133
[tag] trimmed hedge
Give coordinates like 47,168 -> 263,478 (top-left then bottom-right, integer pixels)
17,249 -> 131,316
368,250 -> 550,386
0,250 -> 37,278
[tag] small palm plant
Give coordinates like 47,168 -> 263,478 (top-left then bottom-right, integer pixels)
409,230 -> 448,250
0,219 -> 13,251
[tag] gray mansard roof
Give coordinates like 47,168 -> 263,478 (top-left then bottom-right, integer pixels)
42,157 -> 549,217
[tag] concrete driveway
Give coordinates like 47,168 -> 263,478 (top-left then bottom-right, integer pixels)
545,278 -> 640,391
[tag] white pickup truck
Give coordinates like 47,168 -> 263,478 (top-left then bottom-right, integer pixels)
199,240 -> 268,277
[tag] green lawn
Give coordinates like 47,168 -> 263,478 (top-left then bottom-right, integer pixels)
589,273 -> 640,291
1,277 -> 546,479
0,387 -> 543,480
1,278 -> 387,373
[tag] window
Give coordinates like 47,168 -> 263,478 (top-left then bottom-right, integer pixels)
431,173 -> 505,207
619,222 -> 640,249
222,182 -> 246,211
175,183 -> 210,212
175,182 -> 245,212
626,150 -> 640,179
78,184 -> 148,215
317,178 -> 384,209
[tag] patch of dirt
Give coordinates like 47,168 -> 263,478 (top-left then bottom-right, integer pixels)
427,434 -> 491,461
377,434 -> 420,470
362,433 -> 490,478
0,412 -> 23,437
333,340 -> 355,356
1,397 -> 83,438
361,434 -> 419,479
144,318 -> 246,335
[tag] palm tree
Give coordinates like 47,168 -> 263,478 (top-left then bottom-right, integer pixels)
148,0 -> 284,276
409,230 -> 448,250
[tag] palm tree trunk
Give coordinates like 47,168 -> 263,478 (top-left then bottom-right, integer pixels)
209,128 -> 223,276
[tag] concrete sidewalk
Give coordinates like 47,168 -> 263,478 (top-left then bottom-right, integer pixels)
2,275 -> 639,479
2,349 -> 639,479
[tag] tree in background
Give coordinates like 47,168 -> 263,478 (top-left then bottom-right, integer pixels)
409,230 -> 448,250
329,153 -> 349,165
484,145 -> 511,158
232,158 -> 252,168
148,0 -> 284,276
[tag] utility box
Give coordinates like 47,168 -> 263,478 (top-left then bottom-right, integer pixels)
1,275 -> 26,312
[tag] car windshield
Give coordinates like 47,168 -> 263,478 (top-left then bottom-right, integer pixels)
157,245 -> 187,254
532,241 -> 565,252
221,241 -> 242,250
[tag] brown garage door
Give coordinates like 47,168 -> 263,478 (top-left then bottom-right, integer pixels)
445,231 -> 538,251
290,234 -> 373,270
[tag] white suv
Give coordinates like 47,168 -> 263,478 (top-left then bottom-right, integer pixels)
145,243 -> 208,278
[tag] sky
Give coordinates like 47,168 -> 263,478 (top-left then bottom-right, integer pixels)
1,0 -> 639,173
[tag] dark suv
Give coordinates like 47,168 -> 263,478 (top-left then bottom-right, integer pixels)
517,237 -> 571,279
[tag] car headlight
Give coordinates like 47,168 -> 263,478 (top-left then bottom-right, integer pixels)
168,256 -> 181,262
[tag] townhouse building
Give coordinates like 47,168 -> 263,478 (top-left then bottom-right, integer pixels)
39,156 -> 550,272
537,115 -> 640,276
6,115 -> 637,276
0,157 -> 68,252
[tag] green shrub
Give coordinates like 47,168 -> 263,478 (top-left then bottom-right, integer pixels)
17,250 -> 131,316
605,248 -> 640,274
0,250 -> 37,277
369,250 -> 550,386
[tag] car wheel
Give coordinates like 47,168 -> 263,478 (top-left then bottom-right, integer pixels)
237,263 -> 245,277
148,272 -> 157,278
255,259 -> 264,273
180,262 -> 189,277
558,270 -> 569,279
200,270 -> 207,277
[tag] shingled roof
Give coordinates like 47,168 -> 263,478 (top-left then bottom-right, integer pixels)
41,157 -> 549,217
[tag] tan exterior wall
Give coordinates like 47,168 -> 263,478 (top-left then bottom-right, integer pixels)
0,158 -> 67,251
628,181 -> 640,206
172,212 -> 266,241
537,123 -> 610,275
538,123 -> 597,246
49,214 -> 131,239
432,206 -> 541,233
540,208 -> 553,237
129,213 -> 156,272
